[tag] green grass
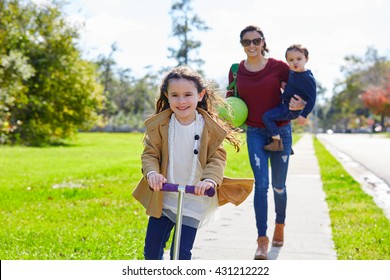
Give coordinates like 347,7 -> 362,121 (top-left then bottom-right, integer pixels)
314,137 -> 390,260
1,132 -> 262,259
0,133 -> 146,259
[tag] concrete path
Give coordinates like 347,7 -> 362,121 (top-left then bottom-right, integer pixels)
192,134 -> 337,260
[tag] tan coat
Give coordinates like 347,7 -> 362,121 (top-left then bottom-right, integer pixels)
132,108 -> 254,218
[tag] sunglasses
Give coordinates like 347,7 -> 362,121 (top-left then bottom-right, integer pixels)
240,38 -> 263,47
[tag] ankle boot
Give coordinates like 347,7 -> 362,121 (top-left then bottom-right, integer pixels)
263,139 -> 284,151
272,223 -> 285,247
254,236 -> 269,260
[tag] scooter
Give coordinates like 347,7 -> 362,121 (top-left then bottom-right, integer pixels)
160,183 -> 215,260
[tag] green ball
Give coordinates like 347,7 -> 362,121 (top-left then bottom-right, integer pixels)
219,97 -> 248,127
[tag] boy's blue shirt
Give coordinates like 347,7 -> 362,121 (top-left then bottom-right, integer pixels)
282,70 -> 317,118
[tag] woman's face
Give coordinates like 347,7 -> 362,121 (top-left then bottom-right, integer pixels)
241,31 -> 264,58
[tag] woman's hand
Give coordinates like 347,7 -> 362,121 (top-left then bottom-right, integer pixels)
195,180 -> 214,196
289,95 -> 306,110
147,172 -> 167,192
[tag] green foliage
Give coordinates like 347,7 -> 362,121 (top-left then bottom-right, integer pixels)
0,50 -> 35,143
0,0 -> 103,145
314,137 -> 390,259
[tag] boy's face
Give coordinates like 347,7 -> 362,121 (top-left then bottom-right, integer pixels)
286,50 -> 308,72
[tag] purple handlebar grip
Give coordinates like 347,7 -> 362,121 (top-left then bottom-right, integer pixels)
185,185 -> 215,197
160,183 -> 179,192
161,183 -> 215,197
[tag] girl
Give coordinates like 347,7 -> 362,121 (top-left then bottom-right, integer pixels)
133,66 -> 253,260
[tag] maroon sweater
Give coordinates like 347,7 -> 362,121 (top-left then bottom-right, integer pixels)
227,58 -> 290,128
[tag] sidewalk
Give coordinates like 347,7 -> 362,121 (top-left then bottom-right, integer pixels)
192,134 -> 337,260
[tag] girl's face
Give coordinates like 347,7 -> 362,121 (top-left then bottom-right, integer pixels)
165,78 -> 205,125
241,31 -> 264,58
286,50 -> 308,72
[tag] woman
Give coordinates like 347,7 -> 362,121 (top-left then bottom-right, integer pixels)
226,25 -> 306,260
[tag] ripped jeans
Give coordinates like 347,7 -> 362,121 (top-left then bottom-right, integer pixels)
246,124 -> 292,237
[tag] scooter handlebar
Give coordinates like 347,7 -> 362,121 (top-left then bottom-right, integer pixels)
161,183 -> 215,197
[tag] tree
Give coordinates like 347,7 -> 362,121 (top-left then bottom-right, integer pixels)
0,51 -> 35,143
95,47 -> 158,131
361,73 -> 390,130
0,0 -> 103,145
0,1 -> 35,143
168,0 -> 210,69
327,47 -> 389,132
95,43 -> 120,121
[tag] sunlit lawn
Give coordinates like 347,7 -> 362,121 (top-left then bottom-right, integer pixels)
314,137 -> 390,260
0,133 -> 146,259
0,132 -> 259,259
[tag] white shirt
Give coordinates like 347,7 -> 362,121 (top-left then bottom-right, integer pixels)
163,116 -> 208,223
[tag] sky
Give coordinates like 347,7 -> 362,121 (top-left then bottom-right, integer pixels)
58,0 -> 390,97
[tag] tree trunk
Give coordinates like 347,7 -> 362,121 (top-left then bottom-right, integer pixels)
381,114 -> 385,132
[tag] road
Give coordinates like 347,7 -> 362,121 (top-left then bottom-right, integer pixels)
316,133 -> 390,219
317,133 -> 390,185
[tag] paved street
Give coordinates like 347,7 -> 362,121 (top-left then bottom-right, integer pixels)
317,133 -> 390,185
317,133 -> 390,219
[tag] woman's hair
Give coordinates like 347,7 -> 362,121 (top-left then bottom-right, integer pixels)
240,25 -> 269,56
285,44 -> 309,59
155,66 -> 241,151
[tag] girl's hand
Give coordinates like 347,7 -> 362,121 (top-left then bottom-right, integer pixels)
195,180 -> 214,196
296,116 -> 307,125
289,95 -> 306,110
147,172 -> 167,192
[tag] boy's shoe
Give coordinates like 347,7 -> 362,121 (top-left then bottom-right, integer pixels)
263,139 -> 284,151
